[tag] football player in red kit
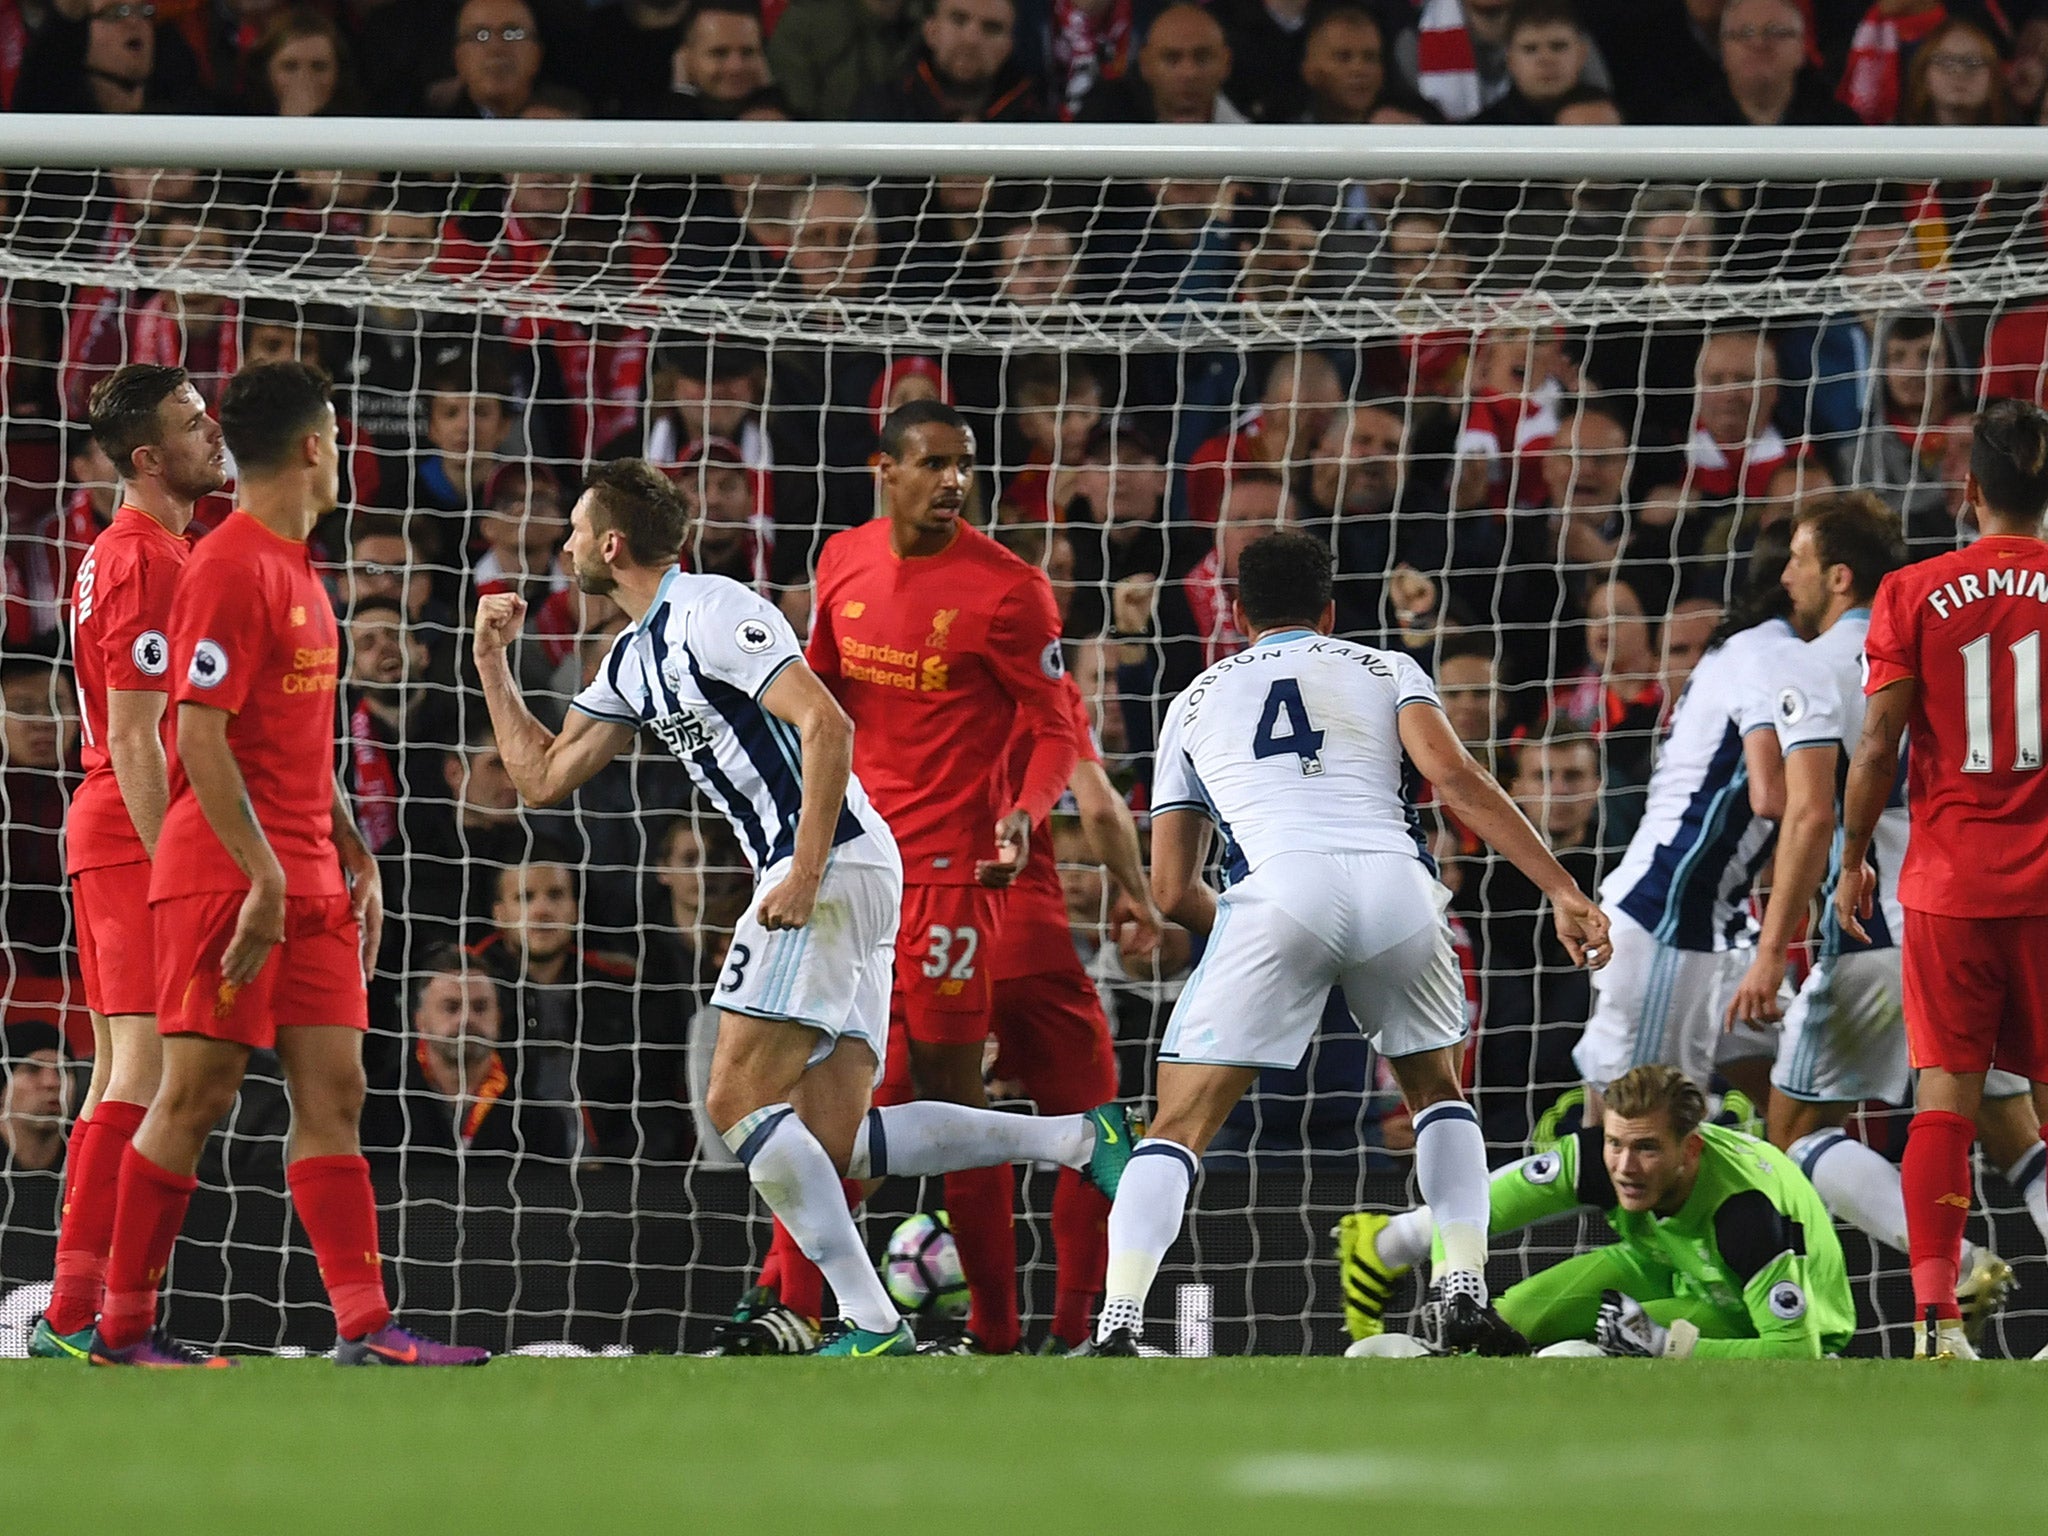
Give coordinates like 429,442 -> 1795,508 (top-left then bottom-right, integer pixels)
32,366 -> 223,1361
735,400 -> 1083,1354
91,363 -> 486,1368
1841,399 -> 2048,1361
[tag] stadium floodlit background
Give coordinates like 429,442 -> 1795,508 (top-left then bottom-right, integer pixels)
8,0 -> 2048,1371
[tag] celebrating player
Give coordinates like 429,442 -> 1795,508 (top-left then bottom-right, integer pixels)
1339,1066 -> 1854,1359
472,458 -> 1134,1356
1839,400 -> 2048,1361
796,399 -> 1088,1355
31,366 -> 224,1361
1725,493 -> 2028,1333
93,362 -> 487,1368
1570,529 -> 1803,1116
1087,531 -> 1610,1356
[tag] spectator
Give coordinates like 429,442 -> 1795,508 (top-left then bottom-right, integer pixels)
244,5 -> 363,116
410,352 -> 514,520
0,1021 -> 69,1174
1294,0 -> 1410,124
366,945 -> 575,1163
1473,0 -> 1597,124
1838,0 -> 1956,125
1843,311 -> 1972,551
638,339 -> 771,475
1435,636 -> 1504,759
1548,577 -> 1663,785
664,90 -> 803,294
338,512 -> 459,647
882,173 -> 1006,301
1181,470 -> 1295,664
1471,726 -> 1608,1143
769,0 -> 919,121
1900,15 -> 2012,125
645,815 -> 752,993
991,216 -> 1082,307
1659,594 -> 1722,705
1395,0 -> 1609,123
673,437 -> 771,588
443,0 -> 545,118
63,207 -> 242,420
1309,400 -> 1459,643
1684,327 -> 1800,552
342,595 -> 432,857
665,0 -> 772,120
1081,1 -> 1245,123
855,0 -> 1044,121
1184,350 -> 1346,525
14,0 -> 211,114
389,716 -> 547,952
0,647 -> 80,983
340,185 -> 471,456
1708,0 -> 1849,125
581,0 -> 690,119
1211,0 -> 1312,125
998,353 -> 1103,522
469,851 -> 682,1161
473,460 -> 568,601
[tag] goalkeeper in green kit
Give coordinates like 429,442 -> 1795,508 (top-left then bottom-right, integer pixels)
1337,1065 -> 1855,1358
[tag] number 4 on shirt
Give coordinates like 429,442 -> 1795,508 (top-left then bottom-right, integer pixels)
1253,678 -> 1325,777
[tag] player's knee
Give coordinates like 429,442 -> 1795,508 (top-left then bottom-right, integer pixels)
156,1072 -> 240,1132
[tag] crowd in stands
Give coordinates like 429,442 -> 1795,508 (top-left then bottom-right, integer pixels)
5,0 -> 2048,1171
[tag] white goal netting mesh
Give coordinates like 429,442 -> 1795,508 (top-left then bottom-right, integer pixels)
3,155 -> 2047,1358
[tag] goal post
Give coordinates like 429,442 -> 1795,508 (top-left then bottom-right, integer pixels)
3,117 -> 2047,1358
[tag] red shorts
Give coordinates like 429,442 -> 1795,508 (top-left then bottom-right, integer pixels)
72,862 -> 158,1017
153,890 -> 368,1049
989,955 -> 1118,1114
1902,908 -> 2048,1081
891,884 -> 1005,1046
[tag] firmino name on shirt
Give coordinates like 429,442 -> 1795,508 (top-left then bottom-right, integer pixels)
1926,568 -> 2048,619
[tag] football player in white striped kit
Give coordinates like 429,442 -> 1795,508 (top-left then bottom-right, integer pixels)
1084,531 -> 1609,1356
475,460 -> 1134,1356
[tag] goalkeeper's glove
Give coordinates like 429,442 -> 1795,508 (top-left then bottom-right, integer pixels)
1594,1290 -> 1698,1358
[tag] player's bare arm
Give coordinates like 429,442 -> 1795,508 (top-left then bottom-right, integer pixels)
1837,679 -> 1915,944
1071,757 -> 1164,956
1149,808 -> 1218,938
473,591 -> 634,805
330,776 -> 383,976
754,660 -> 856,931
1397,699 -> 1610,969
104,685 -> 172,855
1727,743 -> 1837,1026
176,701 -> 287,986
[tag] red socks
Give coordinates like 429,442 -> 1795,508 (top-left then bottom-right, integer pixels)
46,1100 -> 149,1334
1903,1109 -> 1977,1321
1050,1166 -> 1110,1348
946,1164 -> 1019,1354
286,1155 -> 392,1340
99,1144 -> 199,1351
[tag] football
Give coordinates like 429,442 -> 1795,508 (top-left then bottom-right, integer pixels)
881,1212 -> 970,1319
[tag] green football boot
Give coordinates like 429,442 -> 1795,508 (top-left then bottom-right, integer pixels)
1084,1104 -> 1140,1199
1333,1211 -> 1410,1342
816,1320 -> 916,1358
29,1315 -> 95,1361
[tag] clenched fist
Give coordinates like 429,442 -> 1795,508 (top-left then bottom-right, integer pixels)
473,592 -> 528,662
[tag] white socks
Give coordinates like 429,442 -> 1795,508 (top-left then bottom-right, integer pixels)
2003,1142 -> 2048,1243
1792,1127 -> 1980,1269
1413,1101 -> 1490,1291
724,1104 -> 899,1333
1376,1206 -> 1435,1270
847,1103 -> 1094,1181
1095,1139 -> 1196,1342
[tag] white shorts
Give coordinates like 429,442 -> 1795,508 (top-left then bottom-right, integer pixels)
1160,851 -> 1467,1072
716,852 -> 902,1073
1773,947 -> 2034,1103
1572,911 -> 1750,1091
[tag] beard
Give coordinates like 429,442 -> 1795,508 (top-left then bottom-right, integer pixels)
572,551 -> 618,596
167,460 -> 229,503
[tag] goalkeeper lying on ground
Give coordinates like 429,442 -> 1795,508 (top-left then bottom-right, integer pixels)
1337,1064 -> 1854,1358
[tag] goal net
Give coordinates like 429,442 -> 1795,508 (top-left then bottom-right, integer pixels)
2,121 -> 2045,1358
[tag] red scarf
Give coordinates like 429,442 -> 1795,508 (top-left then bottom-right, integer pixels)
415,1041 -> 511,1145
1415,0 -> 1482,120
1184,547 -> 1246,667
130,292 -> 241,405
1050,0 -> 1132,121
349,698 -> 401,854
1839,4 -> 1949,125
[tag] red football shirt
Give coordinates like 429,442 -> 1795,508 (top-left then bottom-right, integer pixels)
151,511 -> 343,901
65,506 -> 192,874
1865,535 -> 2048,916
992,676 -> 1100,980
807,519 -> 1077,885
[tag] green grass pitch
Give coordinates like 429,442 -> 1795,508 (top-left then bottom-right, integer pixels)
7,1357 -> 2044,1535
